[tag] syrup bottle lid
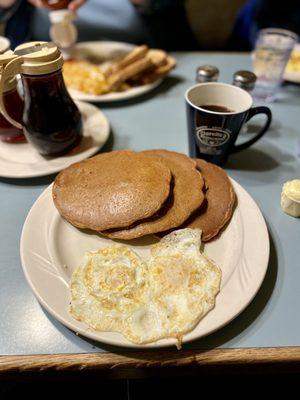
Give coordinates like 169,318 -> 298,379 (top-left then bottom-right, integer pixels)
13,41 -> 63,75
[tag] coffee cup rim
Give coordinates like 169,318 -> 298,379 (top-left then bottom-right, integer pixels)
185,82 -> 253,115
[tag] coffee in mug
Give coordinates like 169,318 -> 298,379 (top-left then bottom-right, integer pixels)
185,82 -> 272,165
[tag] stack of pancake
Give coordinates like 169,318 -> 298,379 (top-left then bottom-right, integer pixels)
53,149 -> 236,241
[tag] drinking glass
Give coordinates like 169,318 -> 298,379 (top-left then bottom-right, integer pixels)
252,28 -> 298,102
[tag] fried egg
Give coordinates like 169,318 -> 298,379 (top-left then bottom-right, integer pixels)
70,245 -> 149,333
70,229 -> 221,347
123,229 -> 221,346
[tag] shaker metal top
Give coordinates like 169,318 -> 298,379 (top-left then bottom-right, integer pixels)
232,70 -> 257,91
196,65 -> 219,83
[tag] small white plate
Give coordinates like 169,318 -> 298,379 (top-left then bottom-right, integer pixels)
20,179 -> 269,348
67,41 -> 163,103
284,43 -> 300,83
0,101 -> 110,178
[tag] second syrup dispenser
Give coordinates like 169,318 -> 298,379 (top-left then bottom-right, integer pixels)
0,41 -> 82,156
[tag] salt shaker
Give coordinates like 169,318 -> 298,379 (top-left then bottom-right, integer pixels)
196,65 -> 219,83
233,71 -> 257,135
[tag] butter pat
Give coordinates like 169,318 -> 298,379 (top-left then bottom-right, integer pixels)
281,179 -> 300,217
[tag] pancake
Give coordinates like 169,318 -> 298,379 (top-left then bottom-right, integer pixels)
103,150 -> 205,240
184,159 -> 236,241
52,150 -> 172,231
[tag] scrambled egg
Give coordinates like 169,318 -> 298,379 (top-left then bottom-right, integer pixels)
63,59 -> 130,95
63,60 -> 110,95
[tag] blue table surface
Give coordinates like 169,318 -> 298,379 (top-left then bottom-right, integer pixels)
0,52 -> 300,355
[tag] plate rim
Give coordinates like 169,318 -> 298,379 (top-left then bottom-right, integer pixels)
20,177 -> 270,349
0,101 -> 110,179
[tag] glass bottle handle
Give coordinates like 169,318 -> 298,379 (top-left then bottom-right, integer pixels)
0,57 -> 23,129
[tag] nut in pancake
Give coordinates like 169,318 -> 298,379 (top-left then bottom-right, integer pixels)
52,150 -> 172,232
184,159 -> 236,241
103,150 -> 205,240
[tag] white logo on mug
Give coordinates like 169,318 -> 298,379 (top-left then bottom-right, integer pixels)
196,127 -> 230,147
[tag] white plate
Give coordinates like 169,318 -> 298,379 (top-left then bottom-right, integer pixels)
0,101 -> 109,178
284,43 -> 300,83
20,178 -> 269,348
67,41 -> 162,102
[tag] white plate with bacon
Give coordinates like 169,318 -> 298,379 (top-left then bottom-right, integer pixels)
63,41 -> 176,102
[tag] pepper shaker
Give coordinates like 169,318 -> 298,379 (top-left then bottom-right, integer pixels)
232,70 -> 256,93
232,71 -> 257,135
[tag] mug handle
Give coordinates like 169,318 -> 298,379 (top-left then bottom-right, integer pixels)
233,106 -> 272,152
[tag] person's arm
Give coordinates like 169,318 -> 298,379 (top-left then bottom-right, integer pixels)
0,0 -> 17,7
27,0 -> 86,12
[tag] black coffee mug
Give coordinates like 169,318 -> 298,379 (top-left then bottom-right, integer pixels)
185,82 -> 272,165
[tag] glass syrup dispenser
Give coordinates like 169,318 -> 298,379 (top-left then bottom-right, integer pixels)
0,52 -> 25,143
0,41 -> 82,156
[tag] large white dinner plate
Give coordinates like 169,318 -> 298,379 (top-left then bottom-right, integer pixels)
0,101 -> 109,178
20,178 -> 269,348
284,43 -> 300,83
67,41 -> 162,102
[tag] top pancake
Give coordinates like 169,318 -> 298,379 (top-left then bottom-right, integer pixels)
52,150 -> 172,231
184,159 -> 236,241
104,150 -> 205,239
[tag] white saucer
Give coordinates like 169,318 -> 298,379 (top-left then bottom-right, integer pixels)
0,101 -> 110,178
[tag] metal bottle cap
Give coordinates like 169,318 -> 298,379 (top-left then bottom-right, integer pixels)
196,65 -> 219,83
233,70 -> 257,91
13,41 -> 63,75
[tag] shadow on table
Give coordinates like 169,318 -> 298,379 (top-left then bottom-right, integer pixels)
278,83 -> 300,105
0,130 -> 114,187
43,228 -> 277,357
225,145 -> 293,172
96,75 -> 183,109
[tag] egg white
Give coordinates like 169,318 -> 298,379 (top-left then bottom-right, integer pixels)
70,229 -> 221,346
70,245 -> 149,334
123,229 -> 221,345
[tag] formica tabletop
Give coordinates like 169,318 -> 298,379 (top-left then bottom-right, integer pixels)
1,52 -> 300,375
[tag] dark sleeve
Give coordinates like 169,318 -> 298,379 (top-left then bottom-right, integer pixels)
0,0 -> 23,22
255,0 -> 300,36
133,0 -> 199,51
0,0 -> 32,49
